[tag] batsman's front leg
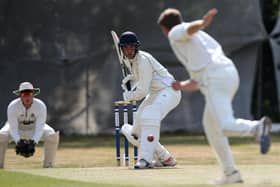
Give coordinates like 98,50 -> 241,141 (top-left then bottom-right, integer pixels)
135,104 -> 161,169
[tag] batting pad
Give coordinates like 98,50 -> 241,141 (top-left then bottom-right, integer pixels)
138,125 -> 160,163
122,123 -> 170,162
154,143 -> 171,162
0,134 -> 8,168
43,131 -> 59,168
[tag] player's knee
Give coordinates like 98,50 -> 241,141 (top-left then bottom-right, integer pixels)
121,123 -> 132,135
45,131 -> 59,144
141,126 -> 160,146
219,119 -> 236,131
121,124 -> 140,146
131,124 -> 141,137
44,124 -> 55,135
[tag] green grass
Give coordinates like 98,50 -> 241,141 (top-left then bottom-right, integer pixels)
0,170 -> 131,187
9,165 -> 280,187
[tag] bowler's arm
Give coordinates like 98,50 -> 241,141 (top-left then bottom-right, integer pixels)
187,8 -> 218,36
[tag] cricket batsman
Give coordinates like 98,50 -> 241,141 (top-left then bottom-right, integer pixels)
0,82 -> 59,168
117,31 -> 182,169
158,8 -> 272,184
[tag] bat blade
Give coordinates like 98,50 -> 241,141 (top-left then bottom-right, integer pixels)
111,30 -> 131,90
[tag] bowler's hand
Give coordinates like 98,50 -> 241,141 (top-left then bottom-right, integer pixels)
171,81 -> 182,91
172,80 -> 199,91
202,8 -> 218,28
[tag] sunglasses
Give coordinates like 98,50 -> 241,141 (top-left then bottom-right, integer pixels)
20,91 -> 34,97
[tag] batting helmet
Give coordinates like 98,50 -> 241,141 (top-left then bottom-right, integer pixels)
119,31 -> 140,48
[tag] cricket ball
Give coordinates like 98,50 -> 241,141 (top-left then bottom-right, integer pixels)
147,135 -> 154,142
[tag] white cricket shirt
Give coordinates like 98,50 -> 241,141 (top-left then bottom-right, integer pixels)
7,98 -> 47,143
126,50 -> 175,101
168,22 -> 231,72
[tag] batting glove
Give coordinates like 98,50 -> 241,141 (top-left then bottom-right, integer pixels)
123,91 -> 133,101
121,74 -> 135,91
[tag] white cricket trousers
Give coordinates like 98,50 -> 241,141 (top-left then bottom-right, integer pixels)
132,87 -> 181,163
0,122 -> 55,142
196,63 -> 259,175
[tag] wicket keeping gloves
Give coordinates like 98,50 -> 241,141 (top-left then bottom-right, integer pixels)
121,74 -> 135,91
15,139 -> 36,158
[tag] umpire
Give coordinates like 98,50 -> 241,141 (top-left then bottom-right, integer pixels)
0,82 -> 59,168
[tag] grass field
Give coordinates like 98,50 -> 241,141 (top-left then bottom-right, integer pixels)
1,134 -> 280,187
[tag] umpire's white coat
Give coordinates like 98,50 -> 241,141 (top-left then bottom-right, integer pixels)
0,98 -> 55,143
123,50 -> 181,163
168,22 -> 259,174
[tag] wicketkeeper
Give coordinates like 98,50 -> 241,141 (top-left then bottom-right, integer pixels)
0,82 -> 59,168
117,31 -> 182,169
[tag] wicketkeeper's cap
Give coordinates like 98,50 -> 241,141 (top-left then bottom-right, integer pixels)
13,82 -> 40,96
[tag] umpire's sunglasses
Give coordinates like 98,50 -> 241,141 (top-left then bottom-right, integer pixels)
20,90 -> 34,97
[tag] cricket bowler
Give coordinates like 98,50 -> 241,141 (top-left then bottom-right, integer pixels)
158,8 -> 272,184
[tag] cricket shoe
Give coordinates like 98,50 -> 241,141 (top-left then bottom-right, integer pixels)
161,156 -> 177,166
256,116 -> 272,154
152,156 -> 177,167
43,162 -> 53,168
134,159 -> 152,169
215,170 -> 243,185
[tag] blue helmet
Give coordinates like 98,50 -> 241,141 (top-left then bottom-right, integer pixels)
119,31 -> 140,48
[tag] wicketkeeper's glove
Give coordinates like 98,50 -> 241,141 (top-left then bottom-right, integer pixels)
15,139 -> 36,158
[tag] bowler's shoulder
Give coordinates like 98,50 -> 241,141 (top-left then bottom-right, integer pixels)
171,22 -> 189,32
169,22 -> 190,40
